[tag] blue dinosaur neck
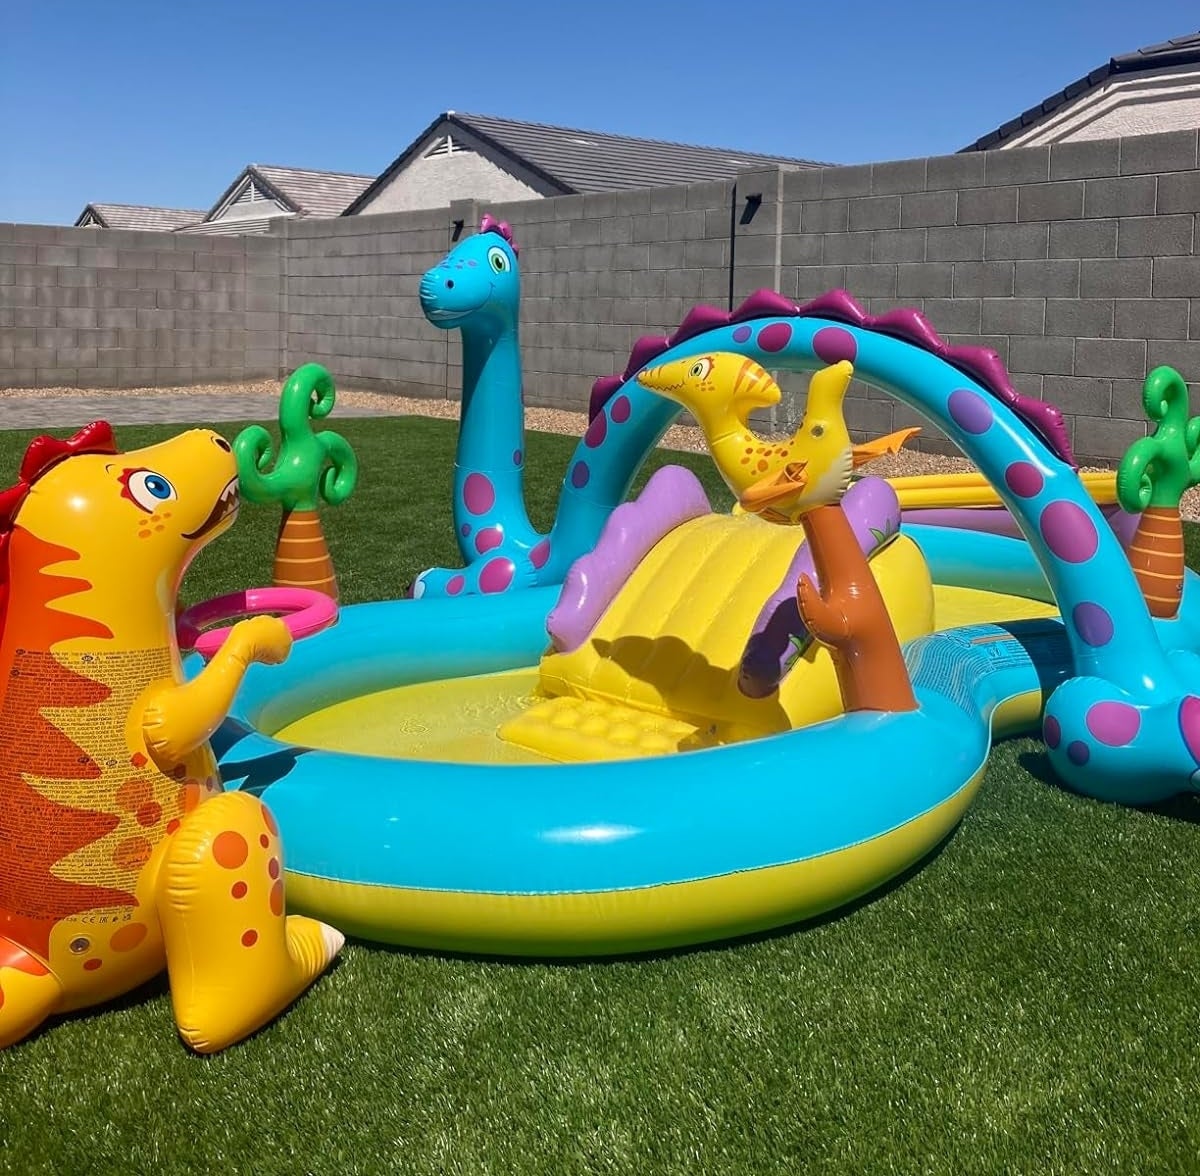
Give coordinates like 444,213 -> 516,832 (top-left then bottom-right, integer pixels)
453,315 -> 538,554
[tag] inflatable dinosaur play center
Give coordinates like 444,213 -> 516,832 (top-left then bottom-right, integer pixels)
3,212 -> 1200,1051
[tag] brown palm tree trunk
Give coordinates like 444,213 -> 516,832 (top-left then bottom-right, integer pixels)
272,509 -> 338,601
1126,506 -> 1184,619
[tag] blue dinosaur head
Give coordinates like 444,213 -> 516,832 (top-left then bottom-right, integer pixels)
419,214 -> 520,329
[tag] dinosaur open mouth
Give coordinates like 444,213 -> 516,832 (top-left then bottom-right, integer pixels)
183,478 -> 239,540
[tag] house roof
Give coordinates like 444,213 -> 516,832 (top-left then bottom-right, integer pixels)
962,30 -> 1200,151
344,111 -> 826,213
74,202 -> 206,231
203,163 -> 375,222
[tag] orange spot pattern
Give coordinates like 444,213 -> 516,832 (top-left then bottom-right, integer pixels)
109,923 -> 147,952
136,801 -> 161,828
269,881 -> 284,917
213,830 -> 248,870
241,929 -> 258,948
83,958 -> 102,971
112,838 -> 152,870
231,881 -> 248,899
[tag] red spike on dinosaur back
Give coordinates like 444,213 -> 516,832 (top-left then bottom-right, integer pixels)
18,420 -> 116,485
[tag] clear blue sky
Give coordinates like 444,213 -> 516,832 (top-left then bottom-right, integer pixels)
0,0 -> 1196,225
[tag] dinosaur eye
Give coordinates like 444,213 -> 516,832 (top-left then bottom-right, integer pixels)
689,358 -> 713,380
122,468 -> 177,512
811,424 -> 825,438
487,246 -> 510,273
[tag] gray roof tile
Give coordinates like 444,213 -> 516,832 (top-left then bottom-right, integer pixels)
962,30 -> 1200,151
345,111 -> 826,213
76,203 -> 206,230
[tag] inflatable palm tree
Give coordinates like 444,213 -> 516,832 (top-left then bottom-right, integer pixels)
1116,365 -> 1200,619
234,364 -> 358,601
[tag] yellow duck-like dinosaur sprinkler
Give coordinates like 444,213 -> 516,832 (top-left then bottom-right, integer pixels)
637,355 -> 918,714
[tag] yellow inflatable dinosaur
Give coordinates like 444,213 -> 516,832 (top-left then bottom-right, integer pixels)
0,422 -> 342,1053
637,352 -> 919,518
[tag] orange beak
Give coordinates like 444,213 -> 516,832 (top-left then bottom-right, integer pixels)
739,461 -> 808,514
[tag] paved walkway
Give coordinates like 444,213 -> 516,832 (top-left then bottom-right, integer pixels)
0,394 -> 401,431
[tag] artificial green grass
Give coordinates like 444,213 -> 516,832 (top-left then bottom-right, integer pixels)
1,416 -> 1198,1175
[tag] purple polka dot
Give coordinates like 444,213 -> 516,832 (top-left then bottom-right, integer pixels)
474,526 -> 503,554
1040,501 -> 1098,564
732,325 -> 752,343
584,413 -> 607,448
1044,714 -> 1061,749
610,395 -> 631,424
1004,461 -> 1043,499
570,461 -> 590,489
1067,741 -> 1090,766
513,449 -> 523,466
467,259 -> 477,267
460,523 -> 471,537
446,575 -> 465,595
479,557 -> 515,594
947,389 -> 994,435
758,322 -> 793,353
530,538 -> 551,569
812,326 -> 856,363
1086,701 -> 1140,747
1072,602 -> 1114,647
463,472 -> 495,516
1178,696 -> 1200,764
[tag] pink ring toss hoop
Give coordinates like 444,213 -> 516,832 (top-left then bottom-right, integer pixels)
177,587 -> 338,659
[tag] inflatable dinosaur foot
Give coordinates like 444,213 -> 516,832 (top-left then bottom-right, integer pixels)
1043,670 -> 1200,805
160,791 -> 344,1054
412,549 -> 546,598
0,936 -> 64,1049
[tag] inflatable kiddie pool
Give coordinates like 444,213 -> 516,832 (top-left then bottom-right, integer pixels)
205,294 -> 1200,957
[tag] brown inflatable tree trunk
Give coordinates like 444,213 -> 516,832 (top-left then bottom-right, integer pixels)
272,509 -> 338,600
1125,506 -> 1184,619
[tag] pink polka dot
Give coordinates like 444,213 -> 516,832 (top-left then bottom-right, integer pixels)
1178,696 -> 1200,764
1067,741 -> 1090,765
948,389 -> 994,435
1004,461 -> 1043,498
812,326 -> 856,363
732,325 -> 752,343
758,322 -> 793,353
610,395 -> 631,424
1040,501 -> 1098,564
479,557 -> 515,594
446,575 -> 465,595
463,473 -> 495,516
530,539 -> 551,569
474,526 -> 503,554
1086,701 -> 1140,747
571,461 -> 590,488
1073,602 -> 1113,647
584,413 -> 607,448
1044,714 -> 1061,749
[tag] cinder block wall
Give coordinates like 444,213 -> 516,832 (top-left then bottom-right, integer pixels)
3,128 -> 1197,464
0,224 -> 282,386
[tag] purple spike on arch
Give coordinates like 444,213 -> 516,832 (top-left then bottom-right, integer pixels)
589,375 -> 624,422
670,305 -> 734,346
622,335 -> 673,380
479,212 -> 519,256
731,289 -> 800,322
596,285 -> 1076,467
